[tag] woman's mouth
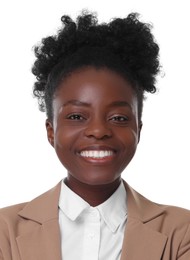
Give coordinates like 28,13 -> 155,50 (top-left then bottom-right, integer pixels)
80,150 -> 114,159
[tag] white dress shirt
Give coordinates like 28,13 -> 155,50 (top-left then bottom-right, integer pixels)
58,179 -> 127,260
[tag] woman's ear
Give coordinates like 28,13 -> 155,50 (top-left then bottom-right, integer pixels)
45,119 -> 54,147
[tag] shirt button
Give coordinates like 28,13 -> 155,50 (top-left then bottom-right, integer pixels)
88,232 -> 95,239
90,209 -> 99,218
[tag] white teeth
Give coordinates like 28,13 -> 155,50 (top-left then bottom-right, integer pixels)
80,150 -> 114,158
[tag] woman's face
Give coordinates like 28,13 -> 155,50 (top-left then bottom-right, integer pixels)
46,67 -> 142,186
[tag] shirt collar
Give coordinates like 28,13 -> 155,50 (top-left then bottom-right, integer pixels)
59,179 -> 127,232
97,180 -> 127,233
59,180 -> 90,221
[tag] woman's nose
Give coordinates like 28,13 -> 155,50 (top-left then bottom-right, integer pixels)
84,118 -> 112,139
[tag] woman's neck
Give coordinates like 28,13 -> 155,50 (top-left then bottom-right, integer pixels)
64,176 -> 121,207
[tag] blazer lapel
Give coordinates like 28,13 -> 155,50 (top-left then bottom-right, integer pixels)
120,217 -> 167,260
16,182 -> 62,260
16,219 -> 61,260
121,181 -> 168,260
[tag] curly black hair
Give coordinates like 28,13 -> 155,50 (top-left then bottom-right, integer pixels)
32,10 -> 160,121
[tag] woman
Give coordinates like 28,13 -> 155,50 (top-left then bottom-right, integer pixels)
0,10 -> 190,260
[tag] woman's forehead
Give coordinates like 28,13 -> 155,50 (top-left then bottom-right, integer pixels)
52,67 -> 138,115
56,66 -> 134,95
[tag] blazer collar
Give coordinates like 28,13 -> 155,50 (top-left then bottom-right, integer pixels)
18,182 -> 61,223
18,180 -> 166,224
123,181 -> 166,222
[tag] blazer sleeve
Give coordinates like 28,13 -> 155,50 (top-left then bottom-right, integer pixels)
177,224 -> 190,260
0,214 -> 12,260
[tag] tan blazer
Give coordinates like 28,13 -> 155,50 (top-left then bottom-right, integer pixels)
0,180 -> 190,260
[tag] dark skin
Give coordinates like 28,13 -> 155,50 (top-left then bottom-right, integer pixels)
46,67 -> 142,206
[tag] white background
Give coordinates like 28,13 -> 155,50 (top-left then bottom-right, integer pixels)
0,0 -> 189,209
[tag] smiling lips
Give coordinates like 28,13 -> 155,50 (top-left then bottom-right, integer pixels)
80,150 -> 114,159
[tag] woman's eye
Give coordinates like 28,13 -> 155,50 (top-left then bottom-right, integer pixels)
67,114 -> 85,120
110,116 -> 128,122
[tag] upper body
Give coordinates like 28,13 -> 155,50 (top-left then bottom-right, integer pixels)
2,10 -> 190,260
0,180 -> 190,260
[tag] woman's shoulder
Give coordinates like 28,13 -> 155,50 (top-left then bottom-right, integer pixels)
0,181 -> 62,229
156,203 -> 190,230
124,180 -> 190,228
0,202 -> 28,225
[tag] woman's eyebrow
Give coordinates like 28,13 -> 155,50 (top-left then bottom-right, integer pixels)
109,101 -> 131,108
62,100 -> 131,108
63,100 -> 91,107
